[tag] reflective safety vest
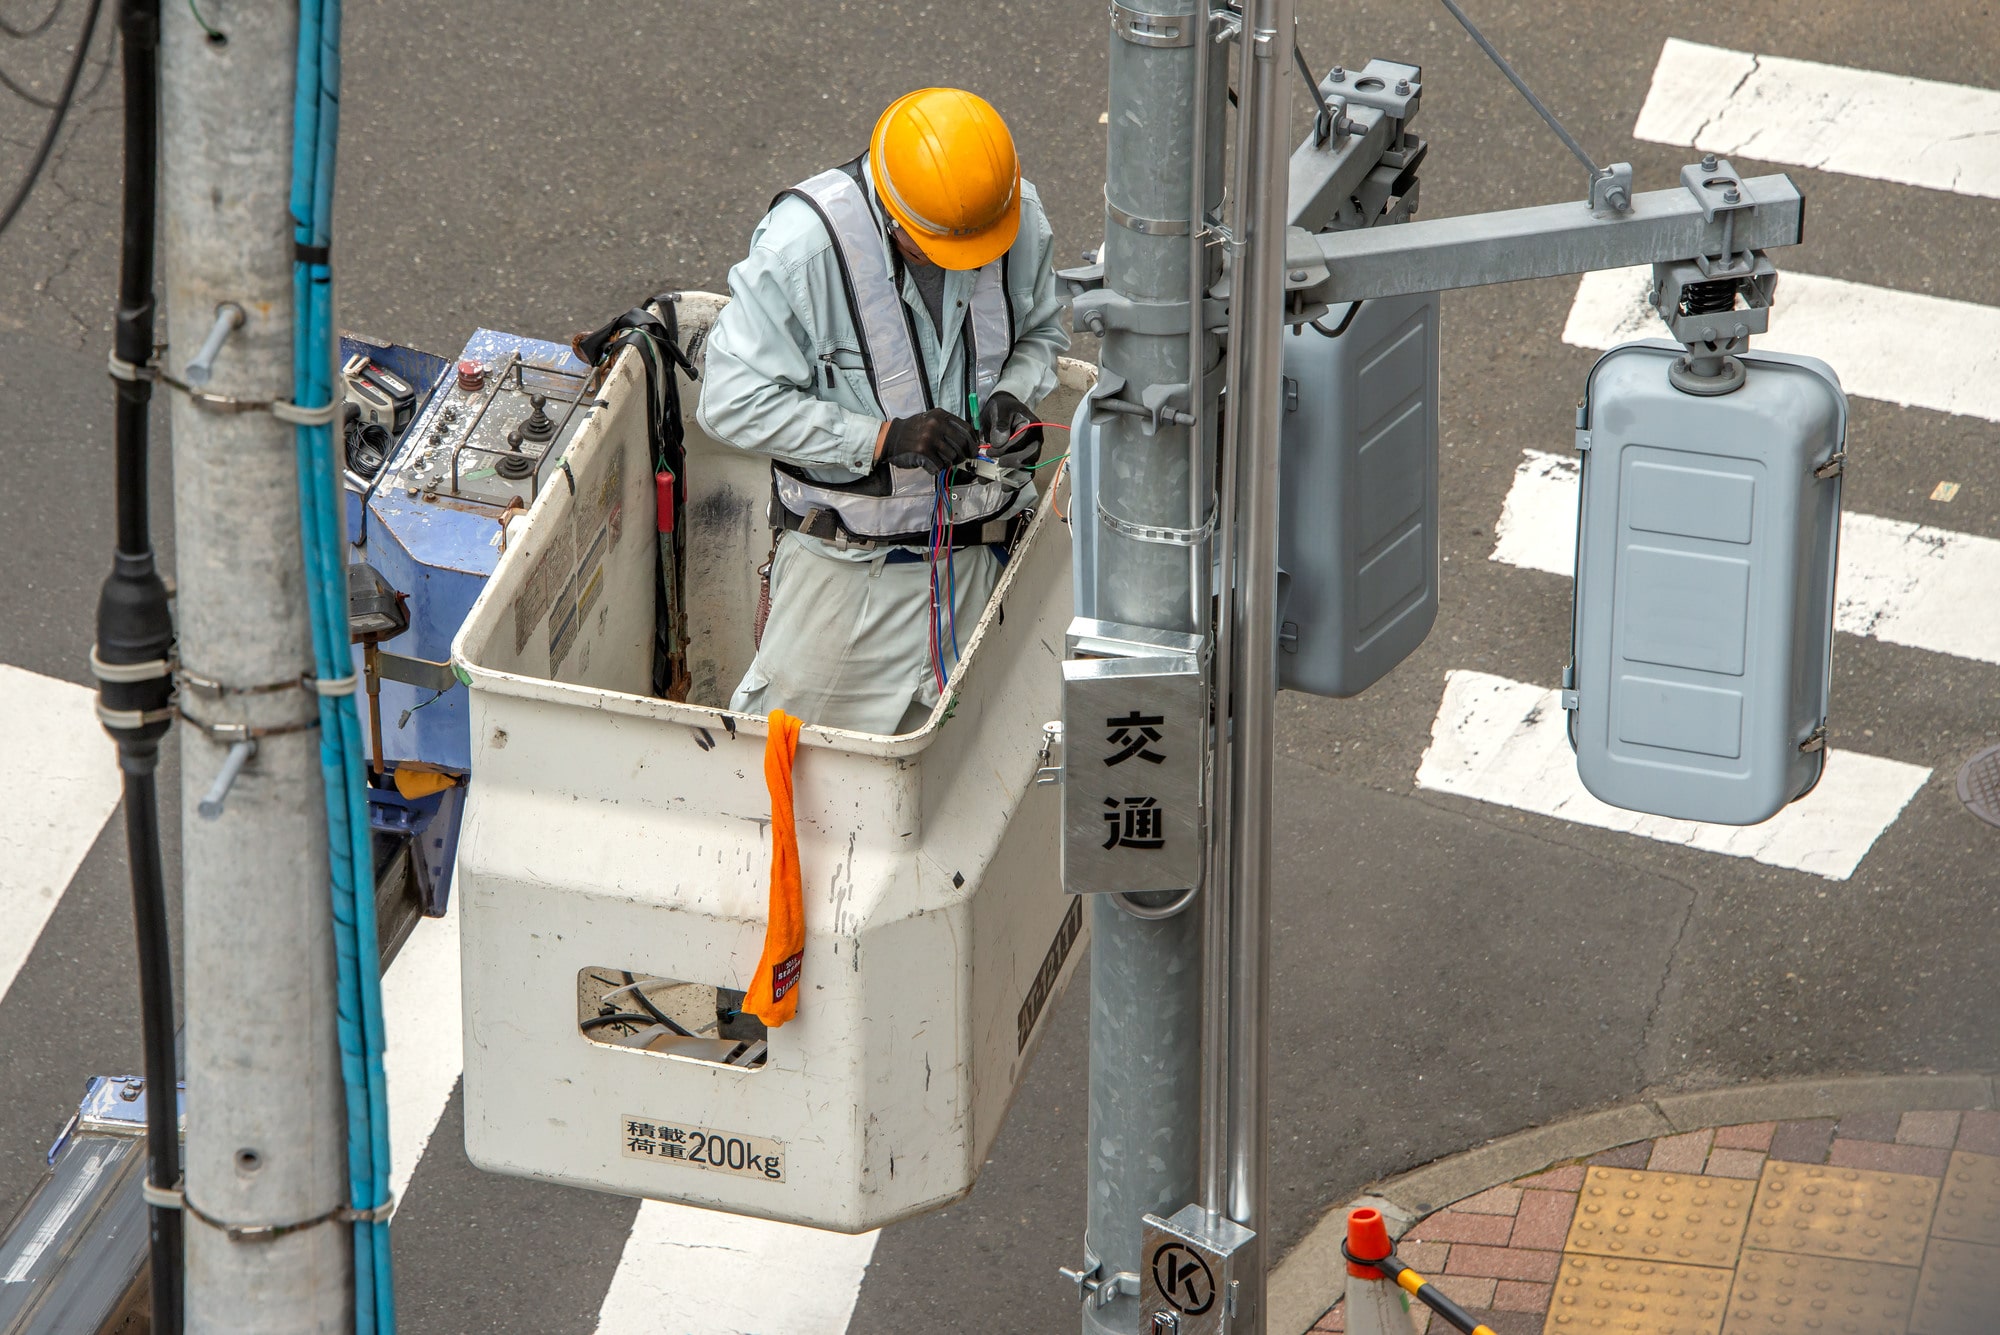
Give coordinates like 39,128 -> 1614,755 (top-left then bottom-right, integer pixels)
769,158 -> 1027,548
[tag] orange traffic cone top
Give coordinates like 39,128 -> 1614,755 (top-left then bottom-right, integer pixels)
1347,1207 -> 1393,1277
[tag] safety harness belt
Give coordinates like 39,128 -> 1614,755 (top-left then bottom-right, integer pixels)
768,157 -> 1024,548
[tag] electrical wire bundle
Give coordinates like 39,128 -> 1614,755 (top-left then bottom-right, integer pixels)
926,471 -> 955,694
923,421 -> 1072,694
289,0 -> 398,1328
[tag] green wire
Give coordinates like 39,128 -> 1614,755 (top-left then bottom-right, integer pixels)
188,0 -> 224,42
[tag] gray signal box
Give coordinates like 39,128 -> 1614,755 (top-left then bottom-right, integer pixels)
1567,341 -> 1847,826
1277,291 -> 1441,697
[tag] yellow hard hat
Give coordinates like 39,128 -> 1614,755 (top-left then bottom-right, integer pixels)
869,88 -> 1021,271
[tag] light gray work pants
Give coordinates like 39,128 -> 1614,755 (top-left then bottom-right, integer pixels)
730,532 -> 1001,735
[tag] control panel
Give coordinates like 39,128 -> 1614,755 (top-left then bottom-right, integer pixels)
380,330 -> 600,513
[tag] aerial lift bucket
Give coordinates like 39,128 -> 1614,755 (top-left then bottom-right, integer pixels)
451,294 -> 1093,1231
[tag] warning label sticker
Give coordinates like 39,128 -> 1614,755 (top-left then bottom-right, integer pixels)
621,1115 -> 785,1182
514,525 -> 575,655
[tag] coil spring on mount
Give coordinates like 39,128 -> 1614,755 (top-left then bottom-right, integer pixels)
1677,277 -> 1738,317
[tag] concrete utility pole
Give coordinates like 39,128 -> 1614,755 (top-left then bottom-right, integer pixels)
160,5 -> 353,1330
1082,0 -> 1227,1328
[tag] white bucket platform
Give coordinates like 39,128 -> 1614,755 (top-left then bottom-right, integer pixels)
451,293 -> 1091,1231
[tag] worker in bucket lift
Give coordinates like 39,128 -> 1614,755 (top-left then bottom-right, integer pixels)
697,87 -> 1069,734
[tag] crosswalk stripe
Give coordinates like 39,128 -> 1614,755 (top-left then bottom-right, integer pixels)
1563,264 -> 2000,423
1634,38 -> 2000,201
1416,670 -> 1931,881
382,895 -> 462,1202
0,666 -> 122,1007
1489,448 -> 2000,668
593,1200 -> 878,1335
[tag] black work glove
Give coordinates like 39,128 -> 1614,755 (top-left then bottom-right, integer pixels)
881,408 -> 977,475
979,390 -> 1042,470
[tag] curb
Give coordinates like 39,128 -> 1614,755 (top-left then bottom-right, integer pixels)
1267,1070 -> 2000,1335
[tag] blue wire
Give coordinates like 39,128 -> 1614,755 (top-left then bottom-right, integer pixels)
293,0 -> 393,1327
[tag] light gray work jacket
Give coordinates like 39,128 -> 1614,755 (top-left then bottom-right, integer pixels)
696,163 -> 1069,556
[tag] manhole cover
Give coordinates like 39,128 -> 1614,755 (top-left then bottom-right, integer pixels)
1957,745 -> 2000,828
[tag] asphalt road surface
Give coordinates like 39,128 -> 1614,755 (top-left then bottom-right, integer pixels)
1,1 -> 1996,1332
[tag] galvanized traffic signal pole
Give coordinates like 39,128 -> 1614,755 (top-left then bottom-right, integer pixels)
1064,0 -> 1226,1326
1069,3 -> 1820,1333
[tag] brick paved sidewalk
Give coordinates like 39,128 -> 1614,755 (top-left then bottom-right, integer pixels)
1312,1109 -> 2000,1334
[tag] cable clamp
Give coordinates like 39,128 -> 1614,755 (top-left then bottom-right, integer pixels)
272,398 -> 341,426
182,1193 -> 352,1243
139,1176 -> 393,1234
141,1178 -> 184,1210
178,668 -> 314,698
1108,0 -> 1194,47
1103,188 -> 1192,237
311,672 -> 359,697
90,648 -> 174,684
96,703 -> 176,730
154,371 -> 342,425
107,350 -> 160,382
1093,497 -> 1217,548
344,1195 -> 397,1225
174,706 -> 320,744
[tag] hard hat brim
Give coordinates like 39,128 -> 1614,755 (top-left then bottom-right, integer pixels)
879,173 -> 1021,272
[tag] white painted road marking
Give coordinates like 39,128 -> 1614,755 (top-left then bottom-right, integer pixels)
1635,39 -> 2000,201
0,665 -> 122,1006
1564,265 -> 2000,424
1416,670 -> 1930,881
382,894 -> 462,1202
1490,449 -> 2000,668
594,1200 -> 878,1335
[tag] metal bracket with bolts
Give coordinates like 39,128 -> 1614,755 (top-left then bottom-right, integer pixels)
197,737 -> 257,820
183,302 -> 245,385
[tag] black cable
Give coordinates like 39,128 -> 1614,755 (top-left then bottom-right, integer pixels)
0,58 -> 54,106
1292,41 -> 1335,145
581,1012 -> 673,1033
0,4 -> 109,109
75,10 -> 111,99
0,0 -> 103,240
95,2 -> 177,1330
619,971 -> 698,1038
122,764 -> 181,1333
0,0 -> 63,40
1310,301 -> 1362,338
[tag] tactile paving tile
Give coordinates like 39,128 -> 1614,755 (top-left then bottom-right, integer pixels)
1931,1151 -> 2000,1247
1564,1168 -> 1755,1268
1722,1249 -> 1918,1333
1541,1254 -> 1728,1334
1909,1237 -> 2000,1335
1745,1162 -> 1939,1267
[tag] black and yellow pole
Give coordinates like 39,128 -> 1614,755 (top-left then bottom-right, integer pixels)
1370,1255 -> 1497,1335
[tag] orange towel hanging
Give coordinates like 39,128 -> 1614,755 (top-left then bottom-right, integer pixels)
744,710 -> 804,1026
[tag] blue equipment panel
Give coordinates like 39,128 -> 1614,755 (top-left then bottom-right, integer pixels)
1567,341 -> 1846,826
353,329 -> 595,774
340,332 -> 451,544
